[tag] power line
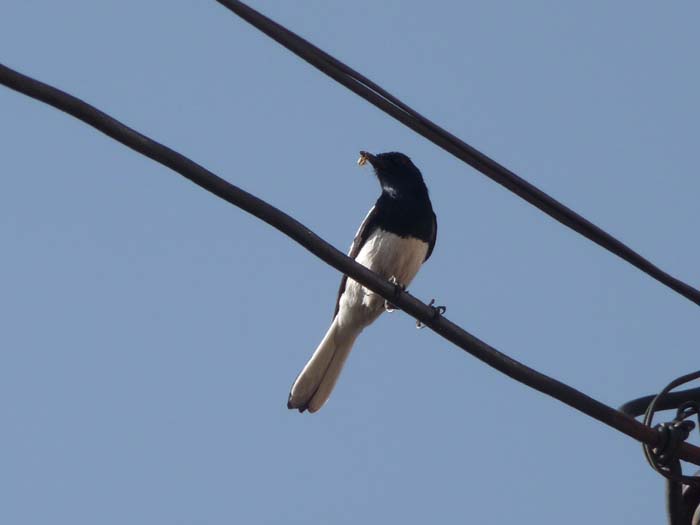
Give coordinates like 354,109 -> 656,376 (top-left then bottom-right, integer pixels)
621,387 -> 700,418
1,61 -> 699,464
215,0 -> 700,307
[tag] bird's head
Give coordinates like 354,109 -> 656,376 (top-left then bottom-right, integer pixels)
358,151 -> 428,198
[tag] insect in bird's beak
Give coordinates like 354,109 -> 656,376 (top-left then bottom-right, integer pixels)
358,151 -> 375,167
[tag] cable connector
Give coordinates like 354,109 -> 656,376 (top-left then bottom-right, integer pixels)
652,420 -> 696,468
642,372 -> 700,488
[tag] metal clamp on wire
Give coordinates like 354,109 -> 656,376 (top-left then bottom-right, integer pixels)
637,374 -> 700,525
642,372 -> 700,488
648,416 -> 696,470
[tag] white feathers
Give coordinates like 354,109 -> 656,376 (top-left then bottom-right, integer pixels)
287,317 -> 359,413
354,229 -> 428,291
288,228 -> 429,412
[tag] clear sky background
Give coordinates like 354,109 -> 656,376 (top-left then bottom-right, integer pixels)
1,1 -> 699,524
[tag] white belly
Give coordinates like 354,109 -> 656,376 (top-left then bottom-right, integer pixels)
354,229 -> 428,285
338,229 -> 428,328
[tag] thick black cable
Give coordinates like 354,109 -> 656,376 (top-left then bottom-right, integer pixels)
685,481 -> 700,524
667,461 -> 690,525
214,0 -> 700,306
621,387 -> 700,418
2,62 -> 700,464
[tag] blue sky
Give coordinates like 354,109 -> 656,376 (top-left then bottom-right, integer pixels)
1,1 -> 699,523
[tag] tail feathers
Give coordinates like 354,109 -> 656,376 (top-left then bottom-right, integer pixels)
288,319 -> 358,413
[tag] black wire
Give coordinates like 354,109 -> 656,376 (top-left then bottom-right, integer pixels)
620,387 -> 700,418
686,481 -> 700,525
2,61 -> 700,465
214,0 -> 700,307
643,372 -> 700,487
667,461 -> 691,525
644,372 -> 700,430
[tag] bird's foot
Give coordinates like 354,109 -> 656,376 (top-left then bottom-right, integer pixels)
385,276 -> 406,312
416,299 -> 447,329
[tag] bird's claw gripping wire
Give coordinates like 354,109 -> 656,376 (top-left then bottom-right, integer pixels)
416,299 -> 446,329
385,276 -> 405,313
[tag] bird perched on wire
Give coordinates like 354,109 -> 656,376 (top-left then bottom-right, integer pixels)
288,151 -> 437,413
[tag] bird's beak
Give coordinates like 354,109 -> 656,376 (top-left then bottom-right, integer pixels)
358,151 -> 377,167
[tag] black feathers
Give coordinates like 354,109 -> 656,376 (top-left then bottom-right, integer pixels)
361,151 -> 437,257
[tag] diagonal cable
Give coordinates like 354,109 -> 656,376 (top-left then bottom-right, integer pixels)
2,61 -> 699,464
215,0 -> 700,306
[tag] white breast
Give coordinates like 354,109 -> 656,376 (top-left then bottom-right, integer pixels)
337,228 -> 429,328
354,229 -> 428,286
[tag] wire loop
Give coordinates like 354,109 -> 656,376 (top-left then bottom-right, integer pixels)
643,372 -> 700,487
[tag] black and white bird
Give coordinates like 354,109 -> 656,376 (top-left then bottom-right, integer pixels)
287,151 -> 437,413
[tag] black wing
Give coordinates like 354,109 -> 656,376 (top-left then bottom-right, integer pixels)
332,205 -> 379,319
424,210 -> 437,261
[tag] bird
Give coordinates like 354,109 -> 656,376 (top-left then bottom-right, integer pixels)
287,151 -> 437,413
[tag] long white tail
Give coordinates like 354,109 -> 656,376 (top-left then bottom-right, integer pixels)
288,318 -> 360,413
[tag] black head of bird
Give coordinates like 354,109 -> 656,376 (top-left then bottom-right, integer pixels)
359,151 -> 429,199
